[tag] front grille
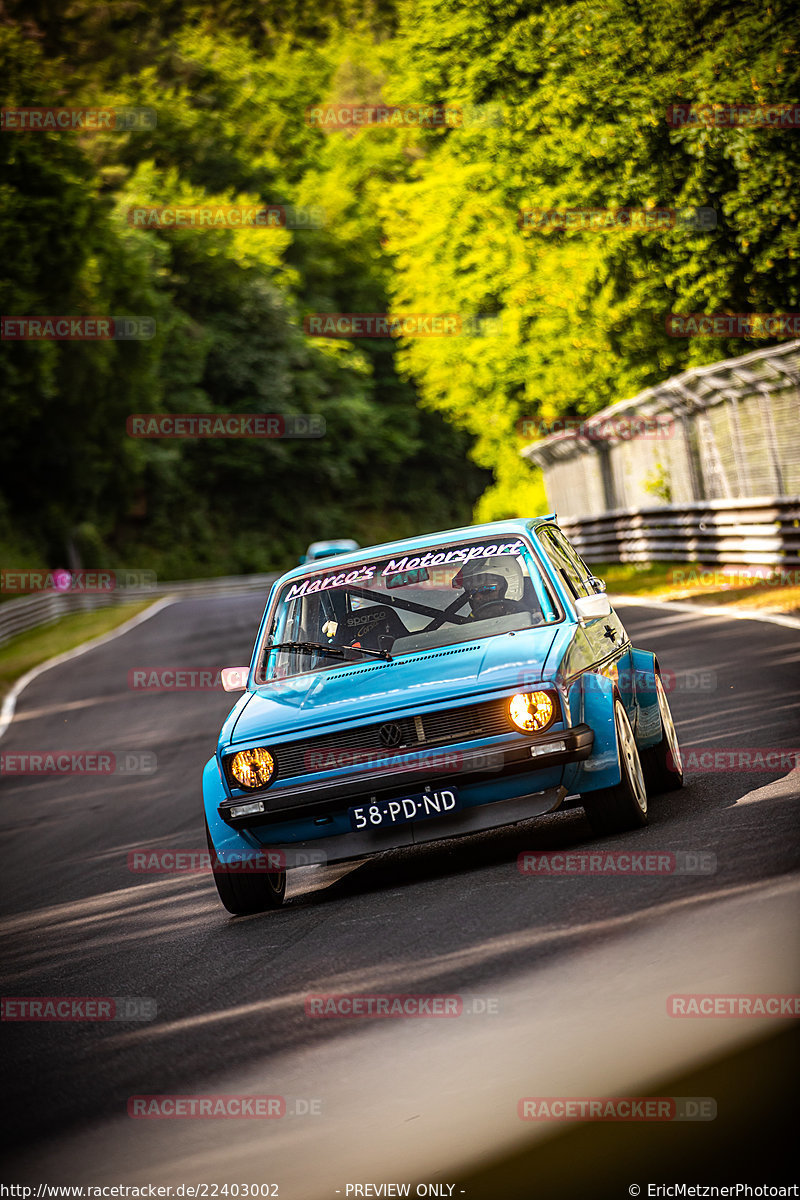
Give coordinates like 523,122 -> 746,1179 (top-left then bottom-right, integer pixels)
272,715 -> 418,779
419,703 -> 510,744
268,698 -> 515,783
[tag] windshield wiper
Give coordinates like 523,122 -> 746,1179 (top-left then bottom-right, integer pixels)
266,640 -> 393,662
344,643 -> 393,660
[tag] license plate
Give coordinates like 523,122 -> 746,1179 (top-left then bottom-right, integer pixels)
348,787 -> 461,832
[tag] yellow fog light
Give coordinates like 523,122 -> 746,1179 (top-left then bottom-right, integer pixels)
509,691 -> 556,733
229,747 -> 275,789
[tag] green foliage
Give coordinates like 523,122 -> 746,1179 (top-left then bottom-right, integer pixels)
1,0 -> 795,564
0,17 -> 487,576
643,464 -> 673,504
385,0 -> 799,509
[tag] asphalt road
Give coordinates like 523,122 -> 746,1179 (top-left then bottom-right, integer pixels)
1,593 -> 798,1194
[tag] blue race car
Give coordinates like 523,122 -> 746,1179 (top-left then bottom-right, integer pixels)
204,518 -> 683,913
299,538 -> 360,565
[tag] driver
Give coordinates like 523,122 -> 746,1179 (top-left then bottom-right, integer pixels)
453,555 -> 527,620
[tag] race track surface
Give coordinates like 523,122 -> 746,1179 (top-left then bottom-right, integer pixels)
1,594 -> 798,1194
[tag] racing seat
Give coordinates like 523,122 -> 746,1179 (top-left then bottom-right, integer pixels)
340,604 -> 409,651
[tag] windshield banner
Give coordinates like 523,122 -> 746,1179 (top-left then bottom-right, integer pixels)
283,540 -> 525,602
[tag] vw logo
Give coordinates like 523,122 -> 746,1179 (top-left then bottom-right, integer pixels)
379,722 -> 403,748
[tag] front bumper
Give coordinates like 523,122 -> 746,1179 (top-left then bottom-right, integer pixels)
241,784 -> 569,864
218,724 -> 593,830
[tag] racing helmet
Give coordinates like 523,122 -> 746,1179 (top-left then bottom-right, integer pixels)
452,553 -> 525,614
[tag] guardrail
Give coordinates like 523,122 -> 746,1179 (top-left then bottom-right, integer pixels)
559,496 -> 800,567
522,341 -> 800,516
0,572 -> 279,648
3,498 -> 799,648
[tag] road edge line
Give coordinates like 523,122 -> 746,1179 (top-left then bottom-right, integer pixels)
0,597 -> 176,742
609,592 -> 800,630
2,589 -> 796,743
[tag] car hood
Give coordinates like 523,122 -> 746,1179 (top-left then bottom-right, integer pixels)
224,626 -> 562,745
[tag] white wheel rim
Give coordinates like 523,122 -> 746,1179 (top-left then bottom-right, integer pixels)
656,674 -> 683,774
617,701 -> 647,814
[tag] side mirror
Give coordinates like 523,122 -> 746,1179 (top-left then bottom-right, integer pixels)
574,593 -> 612,621
220,667 -> 248,692
587,575 -> 606,593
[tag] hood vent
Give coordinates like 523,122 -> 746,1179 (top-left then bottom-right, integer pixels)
336,643 -> 479,680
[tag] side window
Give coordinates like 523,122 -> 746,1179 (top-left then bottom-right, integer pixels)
537,528 -> 592,600
551,528 -> 596,591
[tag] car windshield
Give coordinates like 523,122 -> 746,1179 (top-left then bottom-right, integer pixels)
309,544 -> 354,559
257,534 -> 561,681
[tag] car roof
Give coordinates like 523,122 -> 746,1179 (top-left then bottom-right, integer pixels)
307,539 -> 359,554
281,517 -> 558,584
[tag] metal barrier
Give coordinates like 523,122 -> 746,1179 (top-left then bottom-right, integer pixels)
559,496 -> 800,567
0,572 -> 279,648
522,340 -> 800,516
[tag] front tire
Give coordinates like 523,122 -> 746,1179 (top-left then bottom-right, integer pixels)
640,670 -> 684,793
583,697 -> 648,836
205,819 -> 286,914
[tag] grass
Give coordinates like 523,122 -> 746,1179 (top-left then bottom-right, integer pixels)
1,561 -> 796,708
0,600 -> 157,702
597,561 -> 800,615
